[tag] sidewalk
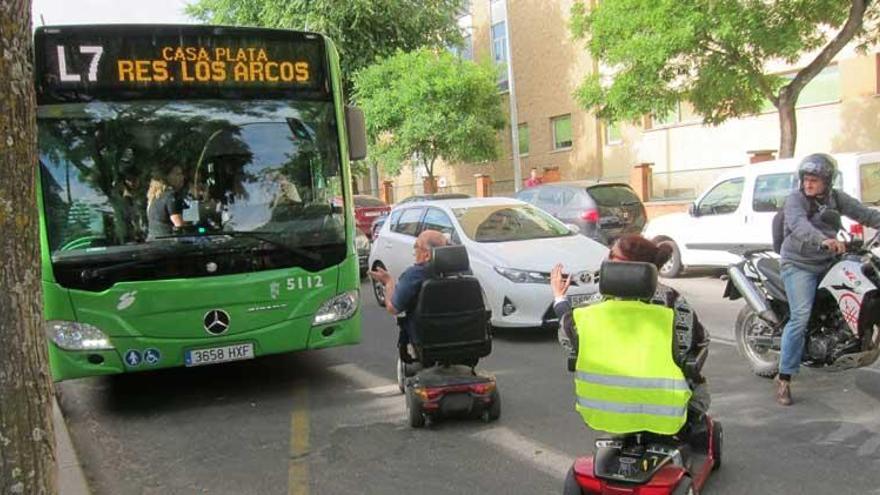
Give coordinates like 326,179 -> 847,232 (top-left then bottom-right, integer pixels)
54,395 -> 90,495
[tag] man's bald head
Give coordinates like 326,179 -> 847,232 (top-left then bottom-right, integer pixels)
414,229 -> 448,263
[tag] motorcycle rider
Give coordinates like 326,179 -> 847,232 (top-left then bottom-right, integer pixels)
777,153 -> 880,405
552,235 -> 710,430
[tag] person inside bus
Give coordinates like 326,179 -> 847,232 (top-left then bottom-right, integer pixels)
552,235 -> 711,426
369,229 -> 448,363
146,165 -> 188,240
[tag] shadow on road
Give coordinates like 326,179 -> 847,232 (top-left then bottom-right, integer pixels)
94,351 -> 340,415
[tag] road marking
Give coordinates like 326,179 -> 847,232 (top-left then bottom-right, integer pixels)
289,381 -> 310,495
471,426 -> 573,478
328,363 -> 390,389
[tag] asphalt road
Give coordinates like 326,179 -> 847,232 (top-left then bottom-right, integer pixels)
57,276 -> 880,494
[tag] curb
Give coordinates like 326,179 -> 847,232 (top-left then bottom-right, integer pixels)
53,395 -> 90,495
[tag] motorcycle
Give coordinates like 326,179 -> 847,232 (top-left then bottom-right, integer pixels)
724,209 -> 880,377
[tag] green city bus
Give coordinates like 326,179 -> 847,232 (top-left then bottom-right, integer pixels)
34,25 -> 367,381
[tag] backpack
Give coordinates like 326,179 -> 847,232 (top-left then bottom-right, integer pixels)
772,190 -> 837,253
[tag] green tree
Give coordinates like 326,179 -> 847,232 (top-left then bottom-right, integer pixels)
572,0 -> 878,158
186,0 -> 466,97
0,0 -> 57,493
353,48 -> 506,180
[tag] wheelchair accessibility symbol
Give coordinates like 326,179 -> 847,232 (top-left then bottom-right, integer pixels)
143,348 -> 161,366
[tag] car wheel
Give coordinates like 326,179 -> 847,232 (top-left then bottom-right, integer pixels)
371,262 -> 387,307
656,239 -> 683,278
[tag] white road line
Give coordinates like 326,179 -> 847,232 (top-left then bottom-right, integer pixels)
471,426 -> 573,479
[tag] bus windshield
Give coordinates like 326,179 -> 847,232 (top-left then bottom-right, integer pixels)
39,99 -> 345,288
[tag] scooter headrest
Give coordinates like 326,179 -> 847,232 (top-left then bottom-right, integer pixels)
431,245 -> 469,276
599,261 -> 658,299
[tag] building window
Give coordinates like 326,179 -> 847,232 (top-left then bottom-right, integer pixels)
797,64 -> 840,106
760,65 -> 841,111
490,0 -> 508,91
605,122 -> 622,145
552,115 -> 573,150
517,123 -> 529,155
461,33 -> 473,60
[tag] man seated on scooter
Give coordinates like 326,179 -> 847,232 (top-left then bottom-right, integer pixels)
551,234 -> 710,434
369,229 -> 448,363
776,153 -> 880,406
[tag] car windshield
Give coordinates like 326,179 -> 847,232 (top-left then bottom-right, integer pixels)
452,204 -> 571,242
38,99 -> 345,286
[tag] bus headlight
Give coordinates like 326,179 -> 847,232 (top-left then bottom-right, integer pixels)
312,291 -> 359,326
46,321 -> 114,350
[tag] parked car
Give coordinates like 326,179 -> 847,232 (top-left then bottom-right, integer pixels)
367,197 -> 608,329
516,181 -> 646,245
370,193 -> 472,240
397,193 -> 471,205
642,151 -> 880,278
355,229 -> 371,278
339,195 -> 390,239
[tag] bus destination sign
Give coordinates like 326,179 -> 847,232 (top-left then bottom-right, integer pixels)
35,26 -> 329,102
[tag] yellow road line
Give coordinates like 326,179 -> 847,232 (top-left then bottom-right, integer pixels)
289,382 -> 310,495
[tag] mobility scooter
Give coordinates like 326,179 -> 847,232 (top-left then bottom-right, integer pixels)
563,262 -> 722,494
396,245 -> 500,428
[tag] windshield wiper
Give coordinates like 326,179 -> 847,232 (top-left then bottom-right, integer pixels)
157,231 -> 322,262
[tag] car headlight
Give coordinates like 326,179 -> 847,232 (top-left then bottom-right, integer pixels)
493,267 -> 551,284
312,290 -> 359,326
355,232 -> 370,252
46,321 -> 114,350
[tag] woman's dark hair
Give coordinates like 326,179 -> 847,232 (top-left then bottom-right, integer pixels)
613,234 -> 672,269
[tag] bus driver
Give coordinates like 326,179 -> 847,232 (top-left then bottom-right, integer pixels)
146,165 -> 187,240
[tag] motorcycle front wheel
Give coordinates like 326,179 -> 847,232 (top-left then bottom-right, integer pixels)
735,305 -> 780,378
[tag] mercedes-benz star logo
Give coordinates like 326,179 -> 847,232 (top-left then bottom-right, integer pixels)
203,309 -> 230,335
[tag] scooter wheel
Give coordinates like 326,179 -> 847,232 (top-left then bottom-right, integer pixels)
562,467 -> 583,495
487,389 -> 501,421
671,477 -> 694,495
712,421 -> 723,470
396,358 -> 406,394
406,390 -> 425,428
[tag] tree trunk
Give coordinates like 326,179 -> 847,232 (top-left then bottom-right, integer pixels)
0,1 -> 58,494
777,89 -> 797,159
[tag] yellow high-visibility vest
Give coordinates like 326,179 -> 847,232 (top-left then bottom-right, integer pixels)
573,299 -> 691,435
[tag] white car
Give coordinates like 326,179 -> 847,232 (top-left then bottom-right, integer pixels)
643,151 -> 880,277
367,197 -> 608,329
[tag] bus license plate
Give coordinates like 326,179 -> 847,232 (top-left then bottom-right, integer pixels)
185,343 -> 254,367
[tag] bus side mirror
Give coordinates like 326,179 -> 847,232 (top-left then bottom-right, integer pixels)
345,106 -> 368,161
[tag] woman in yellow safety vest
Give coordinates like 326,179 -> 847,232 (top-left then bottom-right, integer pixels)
551,235 -> 710,430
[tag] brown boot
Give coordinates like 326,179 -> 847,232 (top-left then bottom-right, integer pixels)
775,377 -> 792,406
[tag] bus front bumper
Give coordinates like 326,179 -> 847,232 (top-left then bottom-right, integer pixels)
48,311 -> 361,381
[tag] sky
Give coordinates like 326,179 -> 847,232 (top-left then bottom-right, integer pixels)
32,0 -> 195,26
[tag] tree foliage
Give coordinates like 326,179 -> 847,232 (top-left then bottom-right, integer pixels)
186,0 -> 466,96
353,49 -> 506,178
572,0 -> 879,157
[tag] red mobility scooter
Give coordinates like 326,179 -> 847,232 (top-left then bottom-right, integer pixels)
397,245 -> 500,428
563,262 -> 722,494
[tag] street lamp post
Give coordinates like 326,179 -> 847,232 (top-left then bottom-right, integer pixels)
503,0 -> 522,193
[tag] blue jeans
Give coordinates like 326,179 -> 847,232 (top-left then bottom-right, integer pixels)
779,264 -> 822,376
